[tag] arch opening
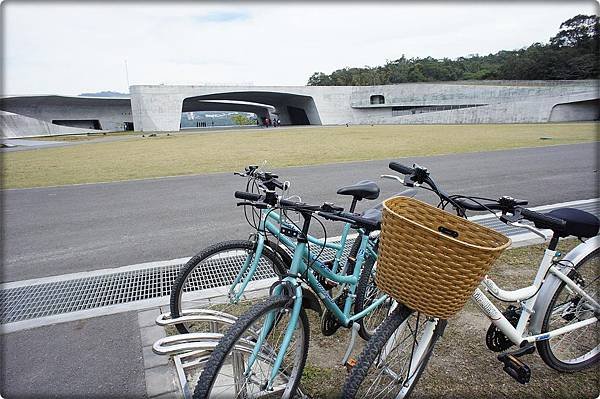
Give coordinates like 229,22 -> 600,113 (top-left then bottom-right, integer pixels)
180,91 -> 321,129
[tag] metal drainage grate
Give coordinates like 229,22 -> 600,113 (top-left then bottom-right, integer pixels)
0,199 -> 597,325
0,239 -> 354,325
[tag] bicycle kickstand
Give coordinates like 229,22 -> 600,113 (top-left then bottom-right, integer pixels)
342,323 -> 361,372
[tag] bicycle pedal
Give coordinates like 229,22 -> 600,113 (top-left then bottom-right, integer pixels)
498,354 -> 531,384
497,344 -> 534,385
345,357 -> 357,373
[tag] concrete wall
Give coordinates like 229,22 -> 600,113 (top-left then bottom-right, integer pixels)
130,81 -> 598,131
0,111 -> 97,138
3,80 -> 598,136
0,96 -> 132,137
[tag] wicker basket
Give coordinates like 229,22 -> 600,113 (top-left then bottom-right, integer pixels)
376,197 -> 511,319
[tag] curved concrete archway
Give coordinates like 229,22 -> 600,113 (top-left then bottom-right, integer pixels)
183,91 -> 321,126
181,98 -> 272,124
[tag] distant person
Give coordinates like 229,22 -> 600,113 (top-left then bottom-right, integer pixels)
211,121 -> 214,127
277,118 -> 281,126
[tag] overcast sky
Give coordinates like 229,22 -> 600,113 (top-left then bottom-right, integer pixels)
2,1 -> 597,95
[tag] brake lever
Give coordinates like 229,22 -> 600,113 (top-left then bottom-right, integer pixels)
507,221 -> 548,239
236,201 -> 268,209
380,174 -> 405,184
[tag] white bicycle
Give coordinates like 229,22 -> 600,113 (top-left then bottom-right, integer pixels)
342,162 -> 599,398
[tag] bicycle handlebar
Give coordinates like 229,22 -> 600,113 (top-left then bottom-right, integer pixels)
387,161 -> 568,231
519,207 -> 566,231
235,166 -> 287,191
318,211 -> 380,231
234,191 -> 262,202
388,162 -> 414,175
234,191 -> 379,230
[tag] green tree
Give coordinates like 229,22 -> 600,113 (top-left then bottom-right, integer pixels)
231,114 -> 254,125
550,14 -> 599,49
305,14 -> 599,85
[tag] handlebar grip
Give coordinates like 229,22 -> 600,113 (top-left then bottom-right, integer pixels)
389,162 -> 415,175
349,215 -> 380,231
234,191 -> 262,202
278,198 -> 297,208
519,208 -> 567,230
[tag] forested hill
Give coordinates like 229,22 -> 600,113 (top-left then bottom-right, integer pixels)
307,15 -> 599,86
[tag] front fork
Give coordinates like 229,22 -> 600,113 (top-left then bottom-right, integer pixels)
244,280 -> 304,390
229,233 -> 266,302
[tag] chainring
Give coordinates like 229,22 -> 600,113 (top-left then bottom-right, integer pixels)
485,305 -> 521,352
320,292 -> 347,336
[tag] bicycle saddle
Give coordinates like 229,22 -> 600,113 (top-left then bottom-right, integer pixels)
538,208 -> 600,238
337,180 -> 380,201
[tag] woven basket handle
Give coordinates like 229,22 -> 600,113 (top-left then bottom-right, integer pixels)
438,226 -> 459,238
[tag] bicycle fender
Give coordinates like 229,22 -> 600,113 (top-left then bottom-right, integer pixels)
265,241 -> 293,272
302,287 -> 323,315
529,235 -> 600,335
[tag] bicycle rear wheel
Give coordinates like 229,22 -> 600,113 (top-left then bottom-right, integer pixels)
537,248 -> 599,371
343,305 -> 445,399
354,241 -> 393,341
170,240 -> 287,334
193,295 -> 309,399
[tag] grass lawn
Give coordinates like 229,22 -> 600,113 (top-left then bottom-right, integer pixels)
2,122 -> 597,189
24,131 -> 143,141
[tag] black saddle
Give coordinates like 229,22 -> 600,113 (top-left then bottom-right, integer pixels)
535,208 -> 599,238
337,180 -> 380,201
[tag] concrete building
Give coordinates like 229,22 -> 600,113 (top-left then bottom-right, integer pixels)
0,95 -> 132,138
1,80 -> 598,138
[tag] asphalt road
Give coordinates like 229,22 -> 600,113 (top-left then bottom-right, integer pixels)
3,143 -> 598,282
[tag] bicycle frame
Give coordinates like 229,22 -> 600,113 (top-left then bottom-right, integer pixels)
472,238 -> 600,346
228,207 -> 355,302
245,227 -> 386,389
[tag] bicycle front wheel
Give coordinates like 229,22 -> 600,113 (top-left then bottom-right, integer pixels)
170,240 -> 287,334
193,295 -> 309,399
343,305 -> 445,399
537,248 -> 599,371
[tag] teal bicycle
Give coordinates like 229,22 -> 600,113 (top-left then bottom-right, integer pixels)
193,192 -> 389,398
168,165 -> 388,340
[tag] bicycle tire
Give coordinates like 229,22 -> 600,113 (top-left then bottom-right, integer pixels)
343,305 -> 445,399
193,295 -> 309,399
170,240 -> 288,334
354,240 -> 391,341
537,248 -> 599,372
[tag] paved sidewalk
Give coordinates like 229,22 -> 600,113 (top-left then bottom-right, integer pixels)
1,311 -> 147,398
